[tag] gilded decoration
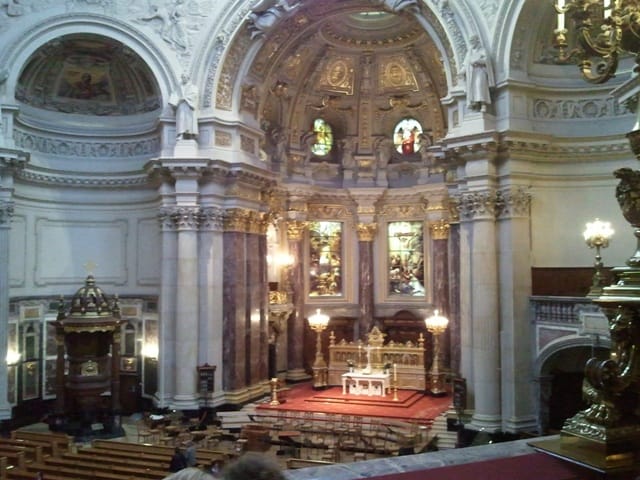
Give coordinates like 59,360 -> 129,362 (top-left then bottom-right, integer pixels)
379,201 -> 428,219
357,223 -> 377,242
286,220 -> 307,241
216,29 -> 251,111
307,204 -> 352,220
224,208 -> 252,233
379,56 -> 419,92
319,56 -> 355,95
429,219 -> 450,240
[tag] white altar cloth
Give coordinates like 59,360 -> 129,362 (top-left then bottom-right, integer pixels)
341,371 -> 390,397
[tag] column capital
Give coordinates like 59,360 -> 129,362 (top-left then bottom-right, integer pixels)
497,187 -> 531,219
173,206 -> 201,230
429,219 -> 450,240
0,201 -> 13,227
286,220 -> 307,241
357,222 -> 378,242
452,189 -> 499,221
200,206 -> 225,231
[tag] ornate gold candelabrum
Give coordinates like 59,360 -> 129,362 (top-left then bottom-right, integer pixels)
552,0 -> 640,84
269,377 -> 281,406
583,218 -> 614,298
308,309 -> 330,389
425,310 -> 449,397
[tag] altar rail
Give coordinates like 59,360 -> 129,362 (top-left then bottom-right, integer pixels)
327,332 -> 426,390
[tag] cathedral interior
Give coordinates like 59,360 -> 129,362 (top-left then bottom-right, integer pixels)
1,0 -> 640,475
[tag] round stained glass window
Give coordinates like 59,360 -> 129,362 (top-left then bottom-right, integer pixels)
393,118 -> 422,155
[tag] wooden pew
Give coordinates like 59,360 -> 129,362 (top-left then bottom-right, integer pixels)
14,462 -> 138,480
10,430 -> 72,456
61,451 -> 168,471
92,439 -> 234,464
0,438 -> 56,458
42,455 -> 169,479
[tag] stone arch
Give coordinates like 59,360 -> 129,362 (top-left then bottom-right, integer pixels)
533,335 -> 611,434
0,14 -> 177,108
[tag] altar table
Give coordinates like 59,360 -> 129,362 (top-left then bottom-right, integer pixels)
341,371 -> 390,397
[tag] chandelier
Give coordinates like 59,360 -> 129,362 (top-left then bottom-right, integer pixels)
553,0 -> 640,83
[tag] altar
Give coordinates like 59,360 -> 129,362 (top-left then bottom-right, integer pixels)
342,371 -> 390,397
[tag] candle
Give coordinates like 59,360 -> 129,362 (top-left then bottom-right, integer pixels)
557,0 -> 565,31
393,363 -> 397,381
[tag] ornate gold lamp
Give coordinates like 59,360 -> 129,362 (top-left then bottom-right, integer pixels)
583,218 -> 614,297
553,0 -> 640,84
308,309 -> 330,389
531,5 -> 640,471
425,309 -> 449,397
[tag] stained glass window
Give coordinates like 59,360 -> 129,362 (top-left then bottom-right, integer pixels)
388,221 -> 425,296
309,221 -> 342,296
311,118 -> 333,156
393,118 -> 422,155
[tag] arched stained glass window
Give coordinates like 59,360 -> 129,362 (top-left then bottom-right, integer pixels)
393,118 -> 422,155
311,118 -> 333,156
309,221 -> 342,297
388,221 -> 424,296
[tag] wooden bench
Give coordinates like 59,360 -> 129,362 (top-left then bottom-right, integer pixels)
61,451 -> 168,471
286,458 -> 335,469
0,438 -> 56,458
10,430 -> 72,455
42,455 -> 169,479
15,462 -> 139,480
92,439 -> 234,464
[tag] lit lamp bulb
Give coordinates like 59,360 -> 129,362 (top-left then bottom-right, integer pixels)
583,218 -> 614,298
425,309 -> 449,396
308,309 -> 330,389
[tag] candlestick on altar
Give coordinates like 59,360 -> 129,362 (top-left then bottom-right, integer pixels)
393,384 -> 399,401
393,363 -> 397,381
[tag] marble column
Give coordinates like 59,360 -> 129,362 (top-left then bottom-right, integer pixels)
0,201 -> 12,419
356,223 -> 377,339
247,212 -> 269,385
429,219 -> 451,369
198,207 -> 224,395
173,205 -> 200,409
498,188 -> 536,432
0,152 -> 27,420
448,223 -> 461,375
222,218 -> 247,392
111,326 -> 122,413
156,206 -> 177,407
458,189 -> 502,431
286,220 -> 309,381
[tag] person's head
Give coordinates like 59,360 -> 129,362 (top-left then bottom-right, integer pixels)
221,453 -> 284,480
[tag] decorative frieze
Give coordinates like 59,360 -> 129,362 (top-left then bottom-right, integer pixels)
379,201 -> 428,219
240,134 -> 255,154
18,169 -> 148,188
215,131 -> 232,147
223,208 -> 251,233
307,204 -> 352,220
532,97 -> 629,120
215,28 -> 252,111
14,130 -> 161,159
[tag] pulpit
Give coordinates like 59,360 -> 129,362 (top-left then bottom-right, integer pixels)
50,275 -> 124,439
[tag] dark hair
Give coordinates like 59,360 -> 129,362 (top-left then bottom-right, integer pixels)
222,453 -> 284,480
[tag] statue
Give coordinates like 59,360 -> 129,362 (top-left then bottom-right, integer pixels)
375,136 -> 394,171
463,35 -> 495,113
169,73 -> 199,140
340,137 -> 356,170
249,0 -> 300,38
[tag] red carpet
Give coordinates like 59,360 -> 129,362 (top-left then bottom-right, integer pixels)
371,452 -> 599,480
256,382 -> 450,425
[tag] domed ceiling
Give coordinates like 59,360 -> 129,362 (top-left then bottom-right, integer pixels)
16,34 -> 161,116
249,2 -> 448,158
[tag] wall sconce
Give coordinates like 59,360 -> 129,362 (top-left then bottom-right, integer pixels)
6,349 -> 21,365
308,309 -> 330,389
583,218 -> 614,298
141,342 -> 158,360
425,309 -> 449,397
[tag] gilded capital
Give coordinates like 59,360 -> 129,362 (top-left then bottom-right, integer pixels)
429,219 -> 450,240
224,208 -> 251,232
357,222 -> 378,242
286,220 -> 307,241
